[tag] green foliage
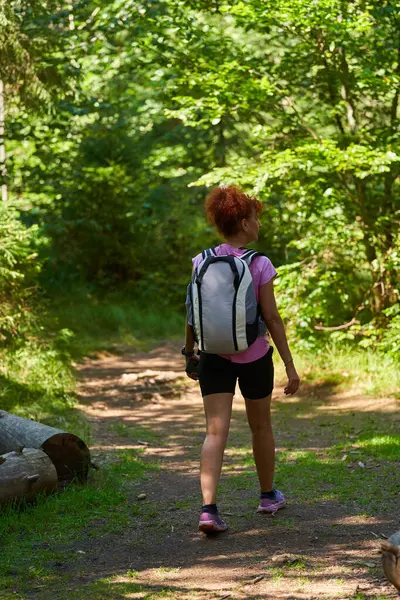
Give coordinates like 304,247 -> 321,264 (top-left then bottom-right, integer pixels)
46,289 -> 184,356
281,345 -> 400,398
0,336 -> 82,438
378,303 -> 400,356
1,0 -> 399,353
0,0 -> 82,109
188,0 -> 400,340
0,448 -> 154,597
0,201 -> 40,340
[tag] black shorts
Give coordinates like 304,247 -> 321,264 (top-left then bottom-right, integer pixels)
198,347 -> 274,400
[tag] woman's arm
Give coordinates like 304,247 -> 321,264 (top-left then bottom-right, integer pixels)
259,280 -> 300,396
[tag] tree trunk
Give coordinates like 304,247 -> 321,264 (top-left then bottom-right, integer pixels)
0,410 -> 90,482
0,448 -> 58,504
215,118 -> 226,167
0,80 -> 7,202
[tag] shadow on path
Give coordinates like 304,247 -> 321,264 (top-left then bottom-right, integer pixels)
71,343 -> 399,600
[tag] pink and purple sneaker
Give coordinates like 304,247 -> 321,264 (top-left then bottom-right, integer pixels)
198,511 -> 228,533
257,489 -> 286,514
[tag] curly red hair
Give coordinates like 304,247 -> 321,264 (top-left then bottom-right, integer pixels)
205,185 -> 262,237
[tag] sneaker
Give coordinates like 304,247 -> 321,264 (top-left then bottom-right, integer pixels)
257,489 -> 286,514
198,511 -> 228,533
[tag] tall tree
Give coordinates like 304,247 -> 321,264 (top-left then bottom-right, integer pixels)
188,0 -> 400,331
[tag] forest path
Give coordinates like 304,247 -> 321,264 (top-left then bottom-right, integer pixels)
76,343 -> 398,600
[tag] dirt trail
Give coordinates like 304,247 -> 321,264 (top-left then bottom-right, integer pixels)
76,343 -> 398,600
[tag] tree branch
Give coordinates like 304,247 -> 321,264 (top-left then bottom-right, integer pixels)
383,36 -> 400,250
283,96 -> 320,140
315,37 -> 346,135
337,46 -> 357,132
315,317 -> 359,331
215,118 -> 226,167
390,40 -> 400,126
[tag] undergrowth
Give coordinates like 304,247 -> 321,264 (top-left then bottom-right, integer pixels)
1,289 -> 398,600
275,344 -> 400,399
46,288 -> 184,357
0,292 -> 183,433
0,450 -> 156,597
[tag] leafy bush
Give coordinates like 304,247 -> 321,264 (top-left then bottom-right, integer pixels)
0,201 -> 40,341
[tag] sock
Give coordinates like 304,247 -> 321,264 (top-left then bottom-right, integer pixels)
202,503 -> 218,515
260,489 -> 276,500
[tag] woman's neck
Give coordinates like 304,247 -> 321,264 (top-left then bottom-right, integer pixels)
224,235 -> 249,249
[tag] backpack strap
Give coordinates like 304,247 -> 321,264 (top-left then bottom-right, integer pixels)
201,247 -> 217,260
241,249 -> 265,264
240,250 -> 267,325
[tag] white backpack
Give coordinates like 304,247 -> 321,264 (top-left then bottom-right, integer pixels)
186,248 -> 266,354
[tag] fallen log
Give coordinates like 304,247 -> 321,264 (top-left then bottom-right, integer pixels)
0,410 -> 90,482
0,448 -> 58,504
382,531 -> 400,591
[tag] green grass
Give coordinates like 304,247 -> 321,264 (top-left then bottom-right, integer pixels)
0,449 -> 156,597
0,340 -> 85,437
356,434 -> 400,460
225,403 -> 400,512
0,293 -> 183,434
264,565 -> 285,581
0,293 -> 184,598
353,595 -> 392,600
281,344 -> 400,398
155,567 -> 181,574
226,443 -> 400,512
173,499 -> 192,510
0,577 -> 191,600
26,576 -> 198,600
2,290 -> 400,600
47,289 -> 184,357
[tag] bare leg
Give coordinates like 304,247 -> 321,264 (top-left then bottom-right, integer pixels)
200,393 -> 233,505
245,394 -> 274,491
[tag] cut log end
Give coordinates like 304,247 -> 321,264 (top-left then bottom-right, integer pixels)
382,536 -> 400,592
0,448 -> 57,505
0,411 -> 90,484
382,541 -> 400,557
42,433 -> 90,483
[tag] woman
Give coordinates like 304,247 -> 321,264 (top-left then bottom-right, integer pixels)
182,185 -> 300,533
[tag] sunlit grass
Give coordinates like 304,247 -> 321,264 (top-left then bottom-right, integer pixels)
355,434 -> 400,460
0,294 -> 184,599
2,290 -> 399,600
225,441 -> 400,513
353,595 -> 392,600
275,344 -> 400,398
0,295 -> 184,435
0,449 -> 155,596
0,340 -> 85,437
38,575 -> 201,600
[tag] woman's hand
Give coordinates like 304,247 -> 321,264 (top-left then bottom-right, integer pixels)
284,363 -> 300,396
186,354 -> 200,381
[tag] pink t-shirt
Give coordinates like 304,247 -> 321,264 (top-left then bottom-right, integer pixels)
192,244 -> 277,364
